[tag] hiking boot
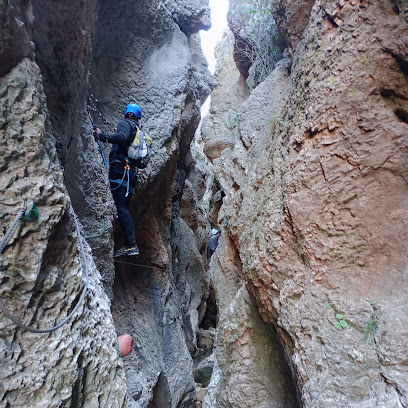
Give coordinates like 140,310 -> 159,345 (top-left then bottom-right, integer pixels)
113,244 -> 139,258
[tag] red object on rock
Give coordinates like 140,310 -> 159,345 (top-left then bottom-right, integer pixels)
118,334 -> 134,357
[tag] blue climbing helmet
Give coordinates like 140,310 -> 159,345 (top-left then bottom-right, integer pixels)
124,103 -> 142,119
211,228 -> 218,236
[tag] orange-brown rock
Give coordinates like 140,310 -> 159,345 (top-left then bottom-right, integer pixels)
202,0 -> 408,407
271,0 -> 315,53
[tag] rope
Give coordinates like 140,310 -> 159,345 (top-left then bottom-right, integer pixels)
113,259 -> 166,271
125,165 -> 130,197
0,209 -> 25,254
85,215 -> 105,240
86,108 -> 107,166
61,167 -> 100,194
87,93 -> 117,127
96,139 -> 107,166
0,212 -> 89,333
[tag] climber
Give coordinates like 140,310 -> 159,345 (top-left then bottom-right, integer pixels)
208,228 -> 220,258
93,103 -> 144,258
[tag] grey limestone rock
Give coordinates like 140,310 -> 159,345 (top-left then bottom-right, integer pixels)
1,0 -> 213,407
89,0 -> 214,406
0,57 -> 127,407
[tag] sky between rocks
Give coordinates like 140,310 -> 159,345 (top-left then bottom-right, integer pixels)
200,0 -> 229,115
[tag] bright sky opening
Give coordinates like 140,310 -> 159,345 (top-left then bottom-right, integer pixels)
200,0 -> 229,116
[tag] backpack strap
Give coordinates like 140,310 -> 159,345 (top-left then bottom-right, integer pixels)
126,119 -> 139,145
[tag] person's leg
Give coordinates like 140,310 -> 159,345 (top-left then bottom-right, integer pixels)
111,187 -> 136,247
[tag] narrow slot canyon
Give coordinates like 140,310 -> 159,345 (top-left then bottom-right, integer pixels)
1,0 -> 407,408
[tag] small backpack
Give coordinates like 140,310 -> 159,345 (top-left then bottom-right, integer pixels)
128,122 -> 152,169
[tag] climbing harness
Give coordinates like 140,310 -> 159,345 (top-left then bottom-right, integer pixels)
85,215 -> 105,240
0,204 -> 89,333
110,159 -> 134,197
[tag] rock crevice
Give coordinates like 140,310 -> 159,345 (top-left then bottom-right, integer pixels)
1,0 -> 213,407
200,0 -> 408,407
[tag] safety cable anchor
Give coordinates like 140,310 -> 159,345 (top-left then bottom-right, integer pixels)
22,201 -> 39,222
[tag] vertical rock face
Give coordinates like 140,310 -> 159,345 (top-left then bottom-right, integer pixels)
201,20 -> 297,407
1,1 -> 212,408
0,0 -> 33,77
270,0 -> 314,53
202,0 -> 408,407
0,1 -> 126,407
88,1 -> 213,406
201,30 -> 250,162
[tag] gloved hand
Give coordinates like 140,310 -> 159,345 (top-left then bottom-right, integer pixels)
93,128 -> 101,141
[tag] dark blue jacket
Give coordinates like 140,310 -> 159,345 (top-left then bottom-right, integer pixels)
98,118 -> 137,185
208,234 -> 220,251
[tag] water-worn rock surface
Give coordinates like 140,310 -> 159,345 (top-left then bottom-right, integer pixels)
2,0 -> 408,407
200,18 -> 297,406
0,1 -> 127,405
88,1 -> 213,406
202,0 -> 408,407
1,0 -> 212,407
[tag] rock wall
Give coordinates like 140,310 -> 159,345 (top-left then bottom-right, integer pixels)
4,0 -> 406,406
201,0 -> 408,407
87,1 -> 213,406
201,22 -> 298,407
1,0 -> 213,407
0,1 -> 127,407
